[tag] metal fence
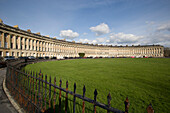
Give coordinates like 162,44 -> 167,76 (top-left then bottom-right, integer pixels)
5,60 -> 154,113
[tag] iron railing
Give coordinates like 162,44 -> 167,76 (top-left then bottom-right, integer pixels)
5,59 -> 154,113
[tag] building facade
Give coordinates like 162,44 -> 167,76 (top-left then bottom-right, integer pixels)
0,19 -> 164,58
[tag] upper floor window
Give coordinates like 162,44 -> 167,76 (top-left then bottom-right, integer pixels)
4,33 -> 8,38
11,43 -> 13,49
5,42 -> 8,48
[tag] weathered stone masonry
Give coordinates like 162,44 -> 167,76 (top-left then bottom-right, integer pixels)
0,19 -> 164,58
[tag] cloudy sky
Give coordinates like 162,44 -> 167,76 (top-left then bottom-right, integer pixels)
0,0 -> 170,47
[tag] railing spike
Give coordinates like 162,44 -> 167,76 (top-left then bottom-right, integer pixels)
107,92 -> 111,113
94,89 -> 98,98
93,89 -> 98,113
74,83 -> 76,89
124,97 -> 130,113
147,103 -> 154,113
73,82 -> 76,113
83,85 -> 86,97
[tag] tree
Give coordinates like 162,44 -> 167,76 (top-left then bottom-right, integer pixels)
78,53 -> 85,57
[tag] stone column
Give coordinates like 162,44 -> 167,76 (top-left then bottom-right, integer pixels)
23,38 -> 25,50
7,34 -> 11,48
51,43 -> 53,52
13,35 -> 16,49
1,32 -> 5,47
34,40 -> 36,50
48,43 -> 50,52
45,42 -> 47,51
26,38 -> 29,50
39,41 -> 41,51
41,42 -> 43,51
37,40 -> 39,51
42,42 -> 44,51
30,39 -> 33,50
18,36 -> 21,49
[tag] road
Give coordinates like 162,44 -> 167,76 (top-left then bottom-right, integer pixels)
0,68 -> 17,113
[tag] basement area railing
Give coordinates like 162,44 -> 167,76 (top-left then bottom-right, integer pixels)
5,60 -> 154,113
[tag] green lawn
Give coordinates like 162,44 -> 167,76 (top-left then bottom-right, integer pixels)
25,58 -> 170,113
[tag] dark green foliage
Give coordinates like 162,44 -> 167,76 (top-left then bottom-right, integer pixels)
78,53 -> 85,57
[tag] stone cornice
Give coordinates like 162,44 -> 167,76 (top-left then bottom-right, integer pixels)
0,23 -> 164,48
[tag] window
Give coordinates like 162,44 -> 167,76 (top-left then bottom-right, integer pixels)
6,51 -> 9,56
12,52 -> 14,56
11,43 -> 13,49
0,51 -> 2,57
16,37 -> 18,49
5,42 -> 8,48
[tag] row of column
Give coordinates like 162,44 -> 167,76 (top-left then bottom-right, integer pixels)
0,31 -> 164,57
0,32 -> 79,54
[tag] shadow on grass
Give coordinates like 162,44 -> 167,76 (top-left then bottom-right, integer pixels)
44,100 -> 71,113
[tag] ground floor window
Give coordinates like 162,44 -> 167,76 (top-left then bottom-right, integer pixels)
0,51 -> 2,57
12,52 -> 14,56
6,51 -> 9,56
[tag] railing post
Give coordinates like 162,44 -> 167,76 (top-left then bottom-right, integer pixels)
32,72 -> 35,111
53,77 -> 56,113
41,73 -> 43,110
107,93 -> 111,113
147,103 -> 154,113
35,72 -> 38,106
93,89 -> 98,113
30,71 -> 32,112
59,79 -> 62,113
73,83 -> 76,113
82,85 -> 86,113
65,81 -> 68,113
38,71 -> 41,111
49,76 -> 52,108
44,74 -> 47,111
124,97 -> 130,113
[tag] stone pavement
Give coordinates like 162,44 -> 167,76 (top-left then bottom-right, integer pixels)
0,68 -> 17,113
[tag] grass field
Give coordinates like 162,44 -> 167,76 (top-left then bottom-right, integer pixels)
25,58 -> 170,113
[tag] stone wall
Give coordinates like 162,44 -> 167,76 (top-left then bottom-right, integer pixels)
0,20 -> 164,58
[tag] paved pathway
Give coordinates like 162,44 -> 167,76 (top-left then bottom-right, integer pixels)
0,68 -> 17,113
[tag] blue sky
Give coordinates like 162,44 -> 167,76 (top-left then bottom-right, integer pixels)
0,0 -> 170,46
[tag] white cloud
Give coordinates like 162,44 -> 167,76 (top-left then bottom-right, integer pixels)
145,21 -> 155,25
145,33 -> 170,46
144,21 -> 170,47
83,32 -> 88,35
157,23 -> 170,32
109,32 -> 143,44
59,30 -> 79,39
78,39 -> 91,43
90,23 -> 110,36
78,37 -> 107,44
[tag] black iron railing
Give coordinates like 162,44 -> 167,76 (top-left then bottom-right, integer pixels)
5,59 -> 154,113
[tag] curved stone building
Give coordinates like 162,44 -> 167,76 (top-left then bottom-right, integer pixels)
0,19 -> 164,58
